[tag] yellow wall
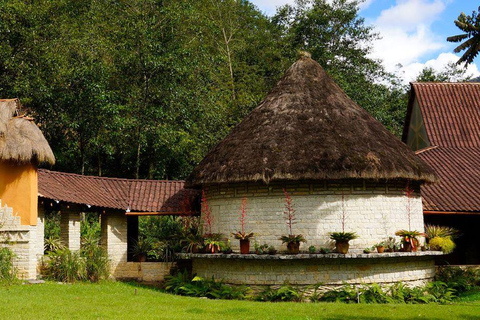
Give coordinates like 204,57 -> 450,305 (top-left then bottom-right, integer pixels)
0,161 -> 37,226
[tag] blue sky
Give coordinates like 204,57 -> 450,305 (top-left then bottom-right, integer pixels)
249,0 -> 480,82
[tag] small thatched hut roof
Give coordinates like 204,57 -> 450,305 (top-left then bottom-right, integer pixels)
0,99 -> 55,165
187,54 -> 436,187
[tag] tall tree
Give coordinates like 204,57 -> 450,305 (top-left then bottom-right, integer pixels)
447,6 -> 480,66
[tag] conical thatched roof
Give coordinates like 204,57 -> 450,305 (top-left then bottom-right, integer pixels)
187,55 -> 437,187
0,99 -> 55,165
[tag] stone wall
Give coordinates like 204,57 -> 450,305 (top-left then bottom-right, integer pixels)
0,201 -> 38,279
101,211 -> 128,269
113,262 -> 175,282
192,253 -> 438,287
204,180 -> 424,252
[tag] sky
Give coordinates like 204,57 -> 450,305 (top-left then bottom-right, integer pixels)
249,0 -> 480,83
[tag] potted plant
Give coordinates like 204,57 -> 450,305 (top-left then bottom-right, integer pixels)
267,245 -> 277,255
319,247 -> 330,254
308,245 -> 316,254
395,230 -> 424,252
131,238 -> 151,262
254,242 -> 269,254
329,232 -> 358,254
204,233 -> 224,253
375,241 -> 386,253
280,234 -> 306,254
279,189 -> 306,254
232,197 -> 255,254
184,233 -> 205,253
220,239 -> 233,254
385,237 -> 397,252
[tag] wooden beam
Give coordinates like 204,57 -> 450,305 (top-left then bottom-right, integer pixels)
424,210 -> 480,215
125,211 -> 200,216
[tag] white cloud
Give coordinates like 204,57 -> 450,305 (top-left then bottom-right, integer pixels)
250,0 -> 295,15
396,52 -> 480,83
370,0 -> 449,72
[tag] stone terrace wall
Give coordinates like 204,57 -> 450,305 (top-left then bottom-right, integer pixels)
204,180 -> 424,252
113,262 -> 175,282
192,253 -> 437,287
0,201 -> 38,279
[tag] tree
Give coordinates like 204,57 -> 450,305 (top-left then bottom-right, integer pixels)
273,0 -> 407,136
447,7 -> 480,66
416,63 -> 472,83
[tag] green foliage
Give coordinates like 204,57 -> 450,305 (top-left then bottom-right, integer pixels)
308,245 -> 316,254
425,225 -> 460,239
319,284 -> 358,303
43,249 -> 87,283
279,234 -> 306,244
428,237 -> 456,254
329,232 -> 358,242
81,240 -> 110,282
44,211 -> 61,240
163,270 -> 247,300
447,6 -> 480,66
256,283 -> 304,302
139,216 -> 199,261
416,64 -> 472,82
0,247 -> 16,283
436,266 -> 480,293
44,237 -> 65,253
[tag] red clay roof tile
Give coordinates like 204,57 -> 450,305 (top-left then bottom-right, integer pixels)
38,169 -> 199,214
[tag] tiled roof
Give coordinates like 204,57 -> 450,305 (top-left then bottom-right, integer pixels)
417,147 -> 480,212
38,169 -> 199,214
408,82 -> 480,148
405,82 -> 480,213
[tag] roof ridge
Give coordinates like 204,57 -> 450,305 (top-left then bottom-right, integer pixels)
38,169 -> 185,184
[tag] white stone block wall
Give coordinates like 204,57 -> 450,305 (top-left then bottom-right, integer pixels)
113,262 -> 175,282
60,210 -> 81,251
192,256 -> 435,287
101,212 -> 128,273
36,205 -> 45,260
203,180 -> 425,252
0,201 -> 38,279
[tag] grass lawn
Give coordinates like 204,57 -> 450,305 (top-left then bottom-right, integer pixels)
1,281 -> 480,319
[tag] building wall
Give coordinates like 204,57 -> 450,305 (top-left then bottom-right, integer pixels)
113,262 -> 175,282
0,161 -> 38,226
204,180 -> 424,252
0,201 -> 38,279
192,255 -> 436,287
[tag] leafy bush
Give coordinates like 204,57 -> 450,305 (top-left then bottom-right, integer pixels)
44,211 -> 61,239
425,224 -> 459,239
44,237 -> 65,253
317,284 -> 358,303
81,240 -> 110,282
163,270 -> 247,300
436,266 -> 479,293
0,247 -> 16,283
256,283 -> 304,302
429,237 -> 455,254
42,249 -> 86,282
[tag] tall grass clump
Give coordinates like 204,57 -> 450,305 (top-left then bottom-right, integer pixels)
0,247 -> 17,283
42,249 -> 86,282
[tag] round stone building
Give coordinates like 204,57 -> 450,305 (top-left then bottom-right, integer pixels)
185,54 -> 439,288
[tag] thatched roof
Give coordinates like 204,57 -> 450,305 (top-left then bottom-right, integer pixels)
187,54 -> 437,187
0,99 -> 55,165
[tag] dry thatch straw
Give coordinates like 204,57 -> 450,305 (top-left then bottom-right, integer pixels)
0,99 -> 55,165
187,54 -> 437,187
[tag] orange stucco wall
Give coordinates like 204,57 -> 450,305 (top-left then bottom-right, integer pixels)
0,161 -> 38,226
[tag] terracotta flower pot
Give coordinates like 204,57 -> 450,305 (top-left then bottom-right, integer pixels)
240,239 -> 250,254
287,242 -> 300,254
376,246 -> 385,253
137,253 -> 147,262
335,241 -> 349,254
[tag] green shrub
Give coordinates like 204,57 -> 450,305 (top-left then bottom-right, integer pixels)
81,241 -> 110,282
359,284 -> 390,303
436,266 -> 479,293
163,270 -> 247,300
317,285 -> 358,303
43,249 -> 86,282
0,247 -> 16,283
429,236 -> 455,254
44,237 -> 64,253
44,211 -> 61,239
256,283 -> 303,302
